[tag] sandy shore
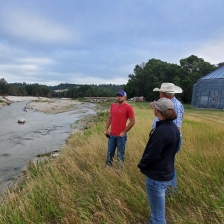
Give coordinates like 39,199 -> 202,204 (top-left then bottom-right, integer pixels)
0,96 -> 83,114
26,98 -> 83,114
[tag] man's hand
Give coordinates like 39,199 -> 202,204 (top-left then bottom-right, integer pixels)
119,117 -> 135,137
149,101 -> 155,109
104,114 -> 112,137
119,131 -> 126,137
104,130 -> 109,136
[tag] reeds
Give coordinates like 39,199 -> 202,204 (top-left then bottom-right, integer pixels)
0,103 -> 223,224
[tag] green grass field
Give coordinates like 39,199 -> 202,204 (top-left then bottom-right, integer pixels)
0,102 -> 223,224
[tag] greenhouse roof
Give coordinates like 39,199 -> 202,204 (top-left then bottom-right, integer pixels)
200,65 -> 224,80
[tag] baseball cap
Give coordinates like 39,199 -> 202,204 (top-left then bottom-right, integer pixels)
152,98 -> 174,112
117,90 -> 127,97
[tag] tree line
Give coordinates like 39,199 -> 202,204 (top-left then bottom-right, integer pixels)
1,55 -> 222,102
0,80 -> 51,98
49,84 -> 124,98
124,55 -> 222,103
0,78 -> 124,98
62,85 -> 121,98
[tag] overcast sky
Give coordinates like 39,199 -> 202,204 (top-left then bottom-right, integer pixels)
0,0 -> 223,86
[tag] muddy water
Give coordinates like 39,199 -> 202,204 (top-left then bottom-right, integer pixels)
0,101 -> 96,193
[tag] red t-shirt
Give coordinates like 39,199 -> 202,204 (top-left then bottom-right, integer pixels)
110,102 -> 135,136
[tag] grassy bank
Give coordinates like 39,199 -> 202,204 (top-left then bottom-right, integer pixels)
0,103 -> 223,223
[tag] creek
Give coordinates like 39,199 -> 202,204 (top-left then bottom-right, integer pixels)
0,101 -> 96,193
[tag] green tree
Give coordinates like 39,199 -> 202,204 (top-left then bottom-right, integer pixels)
19,87 -> 28,96
125,59 -> 181,101
179,55 -> 216,102
8,86 -> 21,96
0,82 -> 9,95
125,56 -> 216,103
0,78 -> 8,84
217,62 -> 224,67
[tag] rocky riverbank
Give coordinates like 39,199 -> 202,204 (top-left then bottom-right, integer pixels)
0,96 -> 108,130
0,96 -> 81,113
0,96 -> 108,194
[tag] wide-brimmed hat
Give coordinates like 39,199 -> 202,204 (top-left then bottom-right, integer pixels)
153,83 -> 182,93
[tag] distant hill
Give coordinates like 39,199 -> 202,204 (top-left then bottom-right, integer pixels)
9,82 -> 124,92
3,82 -> 124,98
47,83 -> 124,93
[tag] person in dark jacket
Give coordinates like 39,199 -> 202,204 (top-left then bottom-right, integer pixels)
138,98 -> 180,224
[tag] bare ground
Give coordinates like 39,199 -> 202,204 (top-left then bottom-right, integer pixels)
26,98 -> 82,114
0,96 -> 82,113
0,96 -> 105,134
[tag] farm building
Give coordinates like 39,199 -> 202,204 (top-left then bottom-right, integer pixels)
192,66 -> 224,109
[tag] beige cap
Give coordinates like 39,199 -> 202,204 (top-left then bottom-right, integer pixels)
152,98 -> 174,112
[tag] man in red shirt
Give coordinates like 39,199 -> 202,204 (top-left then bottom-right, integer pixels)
104,90 -> 135,166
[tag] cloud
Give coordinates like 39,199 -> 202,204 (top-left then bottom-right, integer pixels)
17,57 -> 55,65
0,9 -> 77,44
0,44 -> 56,84
0,0 -> 224,86
67,75 -> 128,85
192,39 -> 224,64
0,64 -> 38,71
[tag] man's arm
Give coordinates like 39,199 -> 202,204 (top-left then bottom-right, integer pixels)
104,114 -> 112,135
120,117 -> 135,137
175,104 -> 184,130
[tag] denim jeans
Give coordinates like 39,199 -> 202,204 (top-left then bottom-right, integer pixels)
169,132 -> 182,189
106,135 -> 127,165
146,177 -> 171,224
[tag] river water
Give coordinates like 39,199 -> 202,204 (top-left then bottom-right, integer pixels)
0,101 -> 96,193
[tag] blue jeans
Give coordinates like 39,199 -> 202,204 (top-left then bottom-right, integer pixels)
169,133 -> 182,189
146,177 -> 171,224
106,135 -> 127,165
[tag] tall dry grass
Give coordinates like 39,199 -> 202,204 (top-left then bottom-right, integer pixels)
0,103 -> 223,224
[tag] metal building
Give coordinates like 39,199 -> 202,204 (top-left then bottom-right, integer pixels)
192,66 -> 224,109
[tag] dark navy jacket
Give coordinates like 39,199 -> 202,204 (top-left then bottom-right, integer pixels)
138,120 -> 180,181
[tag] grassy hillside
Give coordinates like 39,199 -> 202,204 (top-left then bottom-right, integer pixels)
0,103 -> 223,224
